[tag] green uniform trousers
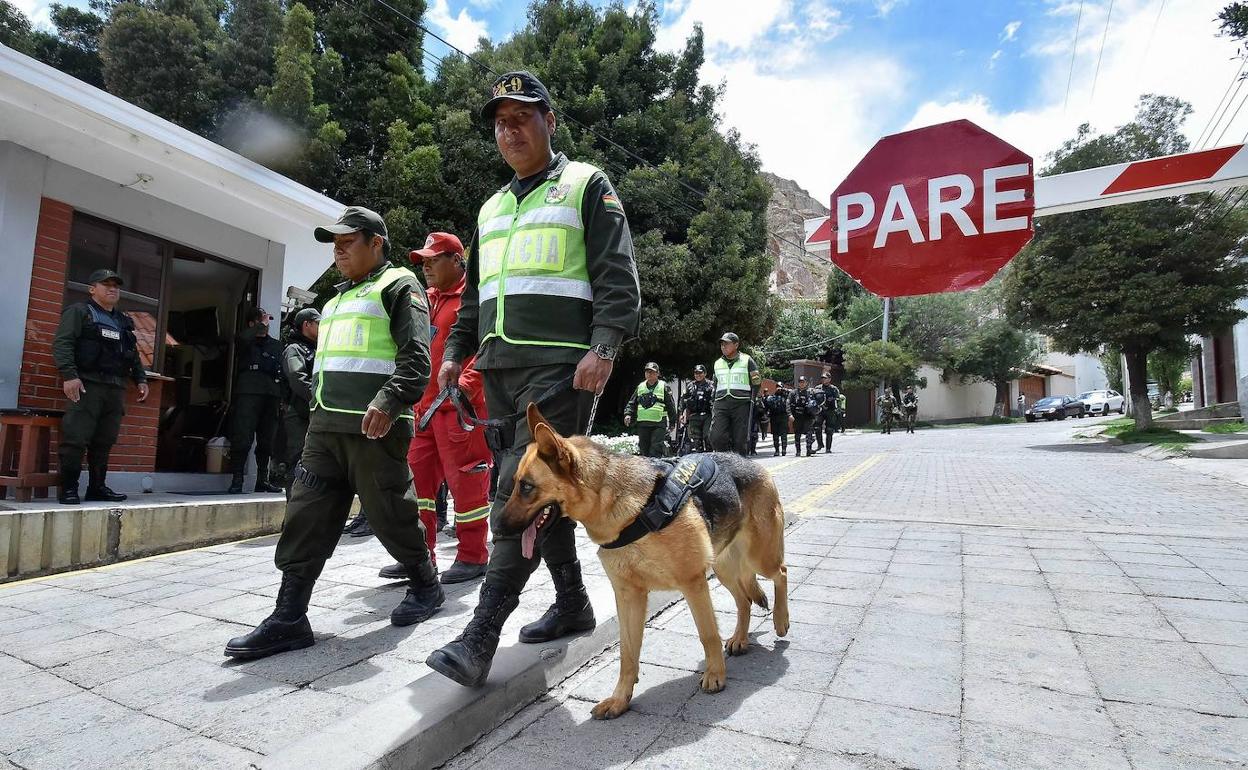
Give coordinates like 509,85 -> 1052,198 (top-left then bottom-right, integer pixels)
483,364 -> 592,593
685,412 -> 710,453
710,398 -> 751,455
282,410 -> 309,489
635,420 -> 667,457
793,415 -> 816,455
57,382 -> 125,472
230,393 -> 280,473
275,428 -> 431,581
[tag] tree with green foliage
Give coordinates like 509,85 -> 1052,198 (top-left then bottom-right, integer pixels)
0,0 -> 33,52
30,4 -> 108,86
218,0 -> 280,107
826,266 -> 866,321
842,340 -> 920,393
757,303 -> 836,374
947,318 -> 1040,416
1006,95 -> 1248,429
1148,344 -> 1193,402
1101,347 -> 1124,392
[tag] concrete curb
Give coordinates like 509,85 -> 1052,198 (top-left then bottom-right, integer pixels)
263,584 -> 680,770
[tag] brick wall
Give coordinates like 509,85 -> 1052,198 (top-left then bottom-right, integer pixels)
17,197 -> 161,473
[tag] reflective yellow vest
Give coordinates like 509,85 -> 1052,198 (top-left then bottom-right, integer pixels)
714,354 -> 754,400
476,161 -> 597,349
313,266 -> 416,421
635,380 -> 667,423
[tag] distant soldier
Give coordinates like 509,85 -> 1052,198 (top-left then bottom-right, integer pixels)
877,389 -> 897,435
763,382 -> 791,456
679,364 -> 715,453
790,376 -> 819,456
281,308 -> 320,493
814,371 -> 840,453
53,269 -> 149,504
901,385 -> 919,434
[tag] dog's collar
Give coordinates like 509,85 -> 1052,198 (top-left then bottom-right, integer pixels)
601,454 -> 719,550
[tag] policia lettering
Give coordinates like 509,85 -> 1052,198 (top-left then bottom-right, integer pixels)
53,269 -> 148,505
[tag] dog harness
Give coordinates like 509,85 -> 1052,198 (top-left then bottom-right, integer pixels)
601,454 -> 720,549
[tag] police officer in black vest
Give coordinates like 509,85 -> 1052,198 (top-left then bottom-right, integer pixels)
280,308 -> 319,493
53,269 -> 149,504
764,382 -> 791,456
790,376 -> 820,457
228,307 -> 285,494
679,364 -> 714,454
815,372 -> 840,453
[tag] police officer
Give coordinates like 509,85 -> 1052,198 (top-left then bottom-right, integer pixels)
426,71 -> 641,688
764,382 -> 791,456
837,390 -> 848,433
710,332 -> 760,455
280,308 -> 319,493
815,372 -> 840,453
901,385 -> 919,434
53,269 -> 149,504
224,206 -> 443,660
228,308 -> 285,494
624,362 -> 677,457
679,364 -> 714,453
877,389 -> 897,434
749,386 -> 770,456
790,376 -> 820,456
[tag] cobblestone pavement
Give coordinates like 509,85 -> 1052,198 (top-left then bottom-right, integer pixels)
446,418 -> 1248,770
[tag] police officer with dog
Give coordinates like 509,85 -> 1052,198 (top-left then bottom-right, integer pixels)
228,308 -> 285,494
280,308 -> 319,492
224,206 -> 444,660
679,364 -> 714,453
624,362 -> 677,457
710,332 -> 760,455
425,71 -> 641,689
53,269 -> 149,504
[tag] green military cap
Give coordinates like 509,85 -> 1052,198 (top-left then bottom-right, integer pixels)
314,206 -> 388,243
88,268 -> 124,286
644,362 -> 659,372
481,70 -> 555,121
292,308 -> 321,328
720,332 -> 739,344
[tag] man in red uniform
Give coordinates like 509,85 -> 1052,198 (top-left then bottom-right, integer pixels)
379,233 -> 491,584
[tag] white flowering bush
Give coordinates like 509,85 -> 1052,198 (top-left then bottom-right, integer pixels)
589,433 -> 640,455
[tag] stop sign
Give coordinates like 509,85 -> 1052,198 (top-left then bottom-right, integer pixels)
831,119 -> 1034,297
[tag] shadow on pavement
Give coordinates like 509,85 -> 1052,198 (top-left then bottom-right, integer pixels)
1027,442 -> 1117,453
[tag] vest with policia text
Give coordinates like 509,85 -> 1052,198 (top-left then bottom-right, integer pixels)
313,266 -> 415,421
713,354 -> 753,400
635,380 -> 667,423
476,161 -> 597,350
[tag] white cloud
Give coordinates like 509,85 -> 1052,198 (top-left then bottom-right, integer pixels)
904,0 -> 1241,172
1001,20 -> 1022,42
425,0 -> 489,54
875,0 -> 907,17
11,0 -> 53,29
656,0 -> 792,51
989,49 -> 1003,69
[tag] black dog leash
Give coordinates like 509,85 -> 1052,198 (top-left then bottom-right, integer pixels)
418,376 -> 578,450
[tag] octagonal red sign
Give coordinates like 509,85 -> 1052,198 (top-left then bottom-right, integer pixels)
831,119 -> 1034,297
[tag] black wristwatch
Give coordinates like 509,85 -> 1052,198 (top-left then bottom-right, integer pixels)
590,343 -> 618,361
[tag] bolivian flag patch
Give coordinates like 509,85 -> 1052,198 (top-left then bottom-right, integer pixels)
602,193 -> 624,214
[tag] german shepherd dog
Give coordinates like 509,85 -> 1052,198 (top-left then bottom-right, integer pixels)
499,404 -> 790,719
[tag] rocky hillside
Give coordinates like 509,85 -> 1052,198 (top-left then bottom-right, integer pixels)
762,172 -> 833,301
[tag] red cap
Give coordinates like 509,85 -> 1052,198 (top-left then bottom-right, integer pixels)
411,232 -> 464,260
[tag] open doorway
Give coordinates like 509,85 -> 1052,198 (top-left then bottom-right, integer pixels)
155,249 -> 258,472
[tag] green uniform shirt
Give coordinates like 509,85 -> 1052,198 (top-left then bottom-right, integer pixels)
445,152 -> 641,369
308,260 -> 431,437
234,325 -> 286,397
52,301 -> 147,388
625,380 -> 678,424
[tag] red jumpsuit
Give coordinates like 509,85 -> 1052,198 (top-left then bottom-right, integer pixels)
407,274 -> 491,566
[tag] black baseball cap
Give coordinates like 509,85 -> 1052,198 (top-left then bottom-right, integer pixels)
293,308 -> 321,328
481,71 -> 554,121
314,206 -> 388,243
720,332 -> 739,344
88,268 -> 124,286
693,364 -> 707,373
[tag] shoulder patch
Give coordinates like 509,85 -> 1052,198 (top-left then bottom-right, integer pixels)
601,193 -> 624,214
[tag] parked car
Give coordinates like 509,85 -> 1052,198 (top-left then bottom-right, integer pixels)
1077,389 -> 1126,416
1024,395 -> 1087,421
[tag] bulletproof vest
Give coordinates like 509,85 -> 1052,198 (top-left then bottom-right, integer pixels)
243,334 -> 283,379
792,389 -> 817,416
684,381 -> 713,414
75,303 -> 136,377
765,392 -> 788,414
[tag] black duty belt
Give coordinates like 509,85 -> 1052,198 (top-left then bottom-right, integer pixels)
602,454 -> 719,549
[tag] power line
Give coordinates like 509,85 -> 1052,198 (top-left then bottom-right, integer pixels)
1089,0 -> 1114,100
1210,86 -> 1248,149
1139,0 -> 1166,71
1063,0 -> 1085,113
755,312 -> 885,357
1195,58 -> 1247,149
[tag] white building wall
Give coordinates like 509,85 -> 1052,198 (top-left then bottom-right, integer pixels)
914,365 -> 999,421
1234,301 -> 1248,417
0,142 -> 45,408
1074,353 -> 1109,393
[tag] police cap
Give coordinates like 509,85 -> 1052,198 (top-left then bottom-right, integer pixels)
314,206 -> 388,243
644,362 -> 659,372
719,332 -> 739,344
693,364 -> 707,374
481,71 -> 554,121
797,376 -> 807,383
293,308 -> 321,329
88,268 -> 124,286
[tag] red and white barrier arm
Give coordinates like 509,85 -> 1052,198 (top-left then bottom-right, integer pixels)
804,142 -> 1248,254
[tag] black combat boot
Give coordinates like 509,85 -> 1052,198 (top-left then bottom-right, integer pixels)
227,470 -> 245,494
519,559 -> 596,643
83,463 -> 126,502
253,457 -> 282,493
224,573 -> 315,659
390,560 -> 446,626
378,562 -> 407,580
426,583 -> 520,687
58,461 -> 81,505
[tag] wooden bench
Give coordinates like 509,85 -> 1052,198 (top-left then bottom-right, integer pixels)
0,411 -> 61,502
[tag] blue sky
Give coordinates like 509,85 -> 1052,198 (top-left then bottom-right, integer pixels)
15,0 -> 1241,201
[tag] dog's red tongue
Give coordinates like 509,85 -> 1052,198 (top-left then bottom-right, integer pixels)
521,519 -> 538,559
